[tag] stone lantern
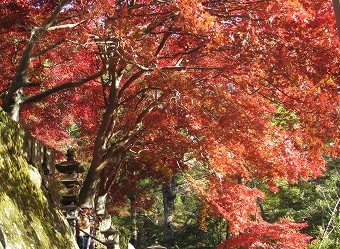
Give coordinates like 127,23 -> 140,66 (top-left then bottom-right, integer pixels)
146,241 -> 167,249
55,148 -> 81,173
56,148 -> 82,206
56,148 -> 84,235
101,226 -> 120,249
62,202 -> 78,220
62,202 -> 78,234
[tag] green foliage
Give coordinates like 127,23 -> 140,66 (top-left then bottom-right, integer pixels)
172,216 -> 227,249
271,105 -> 300,129
110,157 -> 339,249
262,156 -> 340,248
111,176 -> 227,249
129,201 -> 226,249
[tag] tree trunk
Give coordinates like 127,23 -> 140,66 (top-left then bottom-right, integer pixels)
162,175 -> 178,249
95,193 -> 107,215
2,0 -> 70,119
77,95 -> 119,205
78,164 -> 102,206
77,57 -> 149,208
5,88 -> 24,121
130,196 -> 138,247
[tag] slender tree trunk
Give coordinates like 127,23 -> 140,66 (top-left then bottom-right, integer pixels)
162,175 -> 178,249
2,0 -> 70,119
130,195 -> 138,247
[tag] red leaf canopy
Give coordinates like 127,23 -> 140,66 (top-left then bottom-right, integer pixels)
1,1 -> 339,248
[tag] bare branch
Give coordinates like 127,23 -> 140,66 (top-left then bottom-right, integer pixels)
55,14 -> 80,24
22,69 -> 104,104
154,32 -> 172,56
47,20 -> 86,31
159,46 -> 201,59
119,87 -> 159,106
116,49 -> 223,71
115,50 -> 152,71
30,39 -> 66,59
160,65 -> 223,70
118,70 -> 145,99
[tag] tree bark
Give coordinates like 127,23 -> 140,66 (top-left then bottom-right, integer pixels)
162,175 -> 178,249
77,79 -> 121,206
78,149 -> 116,206
130,195 -> 138,247
95,193 -> 107,215
94,157 -> 124,214
78,85 -> 158,206
2,0 -> 70,119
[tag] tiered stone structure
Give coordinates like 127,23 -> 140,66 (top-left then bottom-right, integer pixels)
56,149 -> 84,206
56,149 -> 121,249
56,148 -> 84,234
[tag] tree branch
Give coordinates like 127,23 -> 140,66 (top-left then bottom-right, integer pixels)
47,20 -> 86,31
154,32 -> 172,56
243,164 -> 268,222
159,46 -> 201,59
117,70 -> 145,99
116,48 -> 223,72
119,86 -> 159,106
103,93 -> 165,165
160,65 -> 223,71
2,0 -> 71,114
332,0 -> 340,39
22,69 -> 104,104
30,39 -> 66,59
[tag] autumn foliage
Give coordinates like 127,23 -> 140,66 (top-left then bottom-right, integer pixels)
1,0 -> 339,248
217,219 -> 311,249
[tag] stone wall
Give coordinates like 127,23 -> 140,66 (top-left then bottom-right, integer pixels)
22,132 -> 59,204
0,108 -> 78,249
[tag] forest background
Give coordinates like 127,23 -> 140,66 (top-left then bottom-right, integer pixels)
0,0 -> 339,248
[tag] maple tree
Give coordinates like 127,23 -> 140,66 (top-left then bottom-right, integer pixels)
1,0 -> 340,248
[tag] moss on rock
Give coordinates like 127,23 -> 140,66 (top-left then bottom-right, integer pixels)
0,109 -> 78,249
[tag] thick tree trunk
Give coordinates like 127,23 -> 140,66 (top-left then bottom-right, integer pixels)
95,193 -> 107,215
78,152 -> 110,206
78,132 -> 126,206
4,88 -> 24,121
78,103 -> 148,206
95,154 -> 127,212
95,171 -> 110,215
162,175 -> 178,249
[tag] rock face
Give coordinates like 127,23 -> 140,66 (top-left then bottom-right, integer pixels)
0,108 -> 78,249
